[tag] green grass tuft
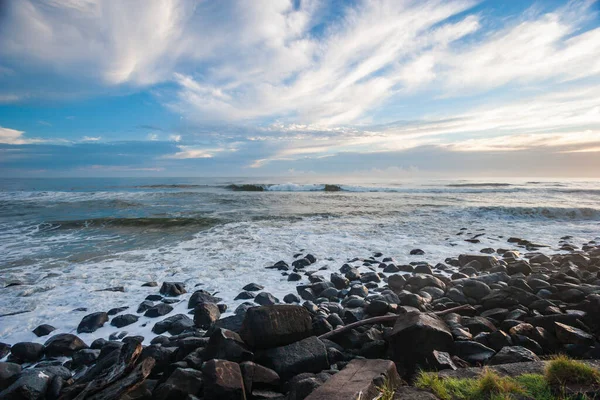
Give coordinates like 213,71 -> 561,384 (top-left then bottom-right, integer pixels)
544,354 -> 600,387
375,376 -> 397,400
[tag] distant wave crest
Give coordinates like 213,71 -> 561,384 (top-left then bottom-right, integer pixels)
475,206 -> 600,220
46,217 -> 221,229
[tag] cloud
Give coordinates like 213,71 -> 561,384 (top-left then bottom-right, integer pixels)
0,126 -> 41,144
169,134 -> 181,142
81,136 -> 101,142
147,133 -> 159,141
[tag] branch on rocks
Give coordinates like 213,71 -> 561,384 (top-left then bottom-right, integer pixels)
318,305 -> 474,340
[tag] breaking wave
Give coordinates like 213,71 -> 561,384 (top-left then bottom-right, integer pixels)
45,217 -> 222,230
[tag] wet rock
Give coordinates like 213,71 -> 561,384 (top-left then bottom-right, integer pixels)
304,359 -> 401,400
388,311 -> 453,372
194,302 -> 221,328
240,361 -> 280,395
284,293 -> 301,303
0,369 -> 51,400
383,264 -> 401,273
9,342 -> 44,363
146,294 -> 163,301
202,359 -> 246,400
107,306 -> 129,316
72,348 -> 100,367
488,346 -> 540,365
235,291 -> 256,301
366,300 -> 390,317
288,273 -> 302,282
142,281 -> 158,287
188,289 -> 223,309
360,271 -> 381,283
137,300 -> 154,313
241,305 -> 312,349
204,328 -> 253,363
243,283 -> 264,291
160,281 -> 186,296
410,249 -> 425,255
458,254 -> 500,270
144,303 -> 173,318
256,336 -> 330,379
330,273 -> 349,289
453,341 -> 495,365
0,343 -> 10,360
154,367 -> 204,400
111,314 -> 139,328
554,321 -> 595,346
507,261 -> 532,276
0,362 -> 21,390
348,284 -> 368,298
77,311 -> 108,333
32,324 -> 55,338
152,314 -> 194,335
414,264 -> 433,275
44,333 -> 88,357
255,292 -> 279,306
462,280 -> 491,301
388,274 -> 406,291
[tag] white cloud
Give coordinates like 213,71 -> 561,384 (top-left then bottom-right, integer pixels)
81,136 -> 101,141
169,134 -> 182,142
147,133 -> 159,141
0,126 -> 41,144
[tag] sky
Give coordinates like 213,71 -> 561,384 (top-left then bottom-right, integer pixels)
0,0 -> 599,178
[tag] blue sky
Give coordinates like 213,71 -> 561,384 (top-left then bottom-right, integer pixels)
0,0 -> 599,177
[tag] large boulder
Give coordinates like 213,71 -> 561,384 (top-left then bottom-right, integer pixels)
462,280 -> 491,301
0,370 -> 52,400
202,359 -> 246,400
458,254 -> 500,270
0,362 -> 21,390
240,305 -> 312,349
487,346 -> 540,365
304,359 -> 401,400
152,314 -> 193,335
44,333 -> 88,357
160,282 -> 186,296
255,336 -> 329,379
554,322 -> 595,346
453,341 -> 495,365
9,342 -> 44,363
77,312 -> 108,333
239,361 -> 280,394
204,328 -> 253,363
154,367 -> 204,400
387,311 -> 453,372
188,289 -> 222,309
194,302 -> 221,328
111,314 -> 139,328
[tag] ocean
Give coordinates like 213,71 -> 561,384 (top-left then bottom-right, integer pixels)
0,177 -> 599,345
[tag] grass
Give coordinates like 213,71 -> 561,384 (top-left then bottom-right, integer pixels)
415,357 -> 600,400
374,376 -> 398,400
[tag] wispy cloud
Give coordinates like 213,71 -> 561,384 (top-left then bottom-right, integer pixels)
81,136 -> 101,142
0,126 -> 41,144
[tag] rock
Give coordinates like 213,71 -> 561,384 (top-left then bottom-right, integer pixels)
255,292 -> 278,306
107,306 -> 129,316
72,348 -> 100,367
366,300 -> 390,317
32,324 -> 55,338
188,289 -> 223,309
144,303 -> 173,318
0,369 -> 52,400
304,359 -> 401,400
235,291 -> 256,300
488,346 -> 540,365
152,314 -> 193,335
388,274 -> 406,291
406,274 -> 445,291
293,258 -> 311,269
255,336 -> 329,379
507,261 -> 532,276
77,312 -> 108,333
462,316 -> 497,335
453,341 -> 495,365
349,284 -> 368,298
44,333 -> 88,357
330,273 -> 349,290
142,281 -> 158,287
111,314 -> 139,328
137,300 -> 154,313
194,302 -> 221,328
410,249 -> 425,255
0,344 -> 10,360
360,272 -> 381,283
383,264 -> 401,273
154,367 -> 204,399
414,264 -> 433,275
393,386 -> 441,399
284,294 -> 301,303
458,254 -> 500,270
9,342 -> 44,363
244,283 -> 264,291
202,359 -> 246,400
554,321 -> 595,346
160,281 -> 186,296
388,311 -> 453,372
240,361 -> 280,394
240,305 -> 312,349
146,294 -> 163,301
0,362 -> 21,390
462,280 -> 491,301
204,328 -> 253,363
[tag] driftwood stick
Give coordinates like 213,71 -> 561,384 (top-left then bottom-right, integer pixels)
318,304 -> 474,340
87,357 -> 156,400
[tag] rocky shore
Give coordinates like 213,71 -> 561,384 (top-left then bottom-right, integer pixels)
1,234 -> 600,399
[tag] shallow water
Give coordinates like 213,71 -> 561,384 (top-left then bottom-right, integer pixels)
0,177 -> 599,345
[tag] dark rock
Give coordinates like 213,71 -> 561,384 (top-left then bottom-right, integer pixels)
9,342 -> 44,363
348,284 -> 368,298
366,300 -> 389,316
244,283 -> 264,291
0,369 -> 51,400
146,294 -> 163,301
383,264 -> 401,273
330,273 -> 349,290
458,254 -> 500,270
204,328 -> 253,363
0,362 -> 21,391
154,367 -> 204,400
414,264 -> 433,275
360,272 -> 381,283
160,281 -> 186,296
488,346 -> 540,365
462,316 -> 497,336
235,291 -> 256,300
77,312 -> 108,333
152,314 -> 193,335
255,336 -> 329,379
507,261 -> 532,276
107,306 -> 129,316
453,341 -> 495,365
293,258 -> 311,269
288,273 -> 302,282
194,303 -> 221,328
0,343 -> 10,360
255,292 -> 279,306
137,300 -> 154,313
241,305 -> 312,349
462,280 -> 491,301
32,324 -> 55,338
72,348 -> 100,367
284,293 -> 301,303
554,321 -> 595,346
142,281 -> 158,287
240,361 -> 280,394
410,249 -> 425,255
388,274 -> 406,291
144,303 -> 173,318
188,289 -> 223,309
388,311 -> 453,372
202,359 -> 246,400
44,333 -> 88,357
111,314 -> 139,328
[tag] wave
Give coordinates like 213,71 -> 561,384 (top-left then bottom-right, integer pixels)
134,184 -> 208,189
45,217 -> 222,230
474,206 -> 600,220
446,183 -> 512,187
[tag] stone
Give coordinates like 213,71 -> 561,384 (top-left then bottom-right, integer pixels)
32,324 -> 55,338
349,284 -> 368,297
366,300 -> 390,317
72,349 -> 100,367
111,314 -> 139,328
360,272 -> 381,283
458,254 -> 500,270
243,283 -> 264,291
152,314 -> 193,335
330,273 -> 350,289
284,293 -> 301,303
142,281 -> 158,287
9,342 -> 44,363
554,321 -> 595,346
144,303 -> 173,318
44,333 -> 88,357
77,311 -> 108,333
254,292 -> 278,306
0,343 -> 10,360
488,346 -> 540,365
388,311 -> 453,372
194,302 -> 221,328
453,341 -> 495,365
204,328 -> 253,363
255,336 -> 329,379
0,362 -> 21,391
240,305 -> 312,349
154,367 -> 204,400
410,249 -> 425,255
202,359 -> 246,400
0,369 -> 51,400
388,274 -> 406,291
414,264 -> 433,275
188,289 -> 223,309
239,361 -> 280,394
235,291 -> 256,300
462,280 -> 491,301
160,281 -> 186,296
137,300 -> 154,313
304,359 -> 401,400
